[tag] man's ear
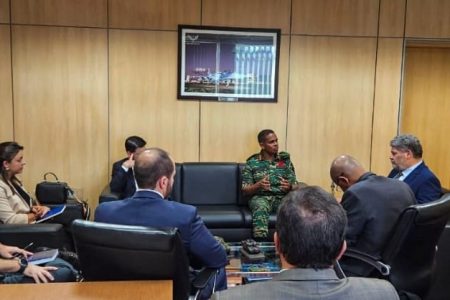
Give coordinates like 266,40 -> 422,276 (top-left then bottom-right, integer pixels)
405,149 -> 413,159
156,176 -> 167,190
336,240 -> 347,261
337,176 -> 350,191
274,232 -> 280,254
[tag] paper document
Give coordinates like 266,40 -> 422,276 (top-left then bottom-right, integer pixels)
35,205 -> 66,223
28,249 -> 59,265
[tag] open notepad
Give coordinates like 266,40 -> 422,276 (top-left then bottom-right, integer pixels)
28,249 -> 59,265
35,205 -> 66,223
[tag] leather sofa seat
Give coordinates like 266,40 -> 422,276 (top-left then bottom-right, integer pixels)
181,163 -> 239,206
196,205 -> 245,228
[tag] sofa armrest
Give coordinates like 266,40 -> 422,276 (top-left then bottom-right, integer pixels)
99,184 -> 120,203
0,223 -> 72,251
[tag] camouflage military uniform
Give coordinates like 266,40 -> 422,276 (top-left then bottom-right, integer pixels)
241,151 -> 297,238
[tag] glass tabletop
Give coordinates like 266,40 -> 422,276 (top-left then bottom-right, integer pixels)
225,242 -> 281,287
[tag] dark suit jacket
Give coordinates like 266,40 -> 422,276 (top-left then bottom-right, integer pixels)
94,190 -> 227,273
388,162 -> 442,204
212,268 -> 399,300
109,158 -> 136,199
341,173 -> 416,276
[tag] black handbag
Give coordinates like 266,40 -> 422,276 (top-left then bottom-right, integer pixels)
35,172 -> 69,204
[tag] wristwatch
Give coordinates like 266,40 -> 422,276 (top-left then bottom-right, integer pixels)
18,257 -> 28,273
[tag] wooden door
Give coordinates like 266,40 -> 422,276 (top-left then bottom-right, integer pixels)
401,45 -> 450,189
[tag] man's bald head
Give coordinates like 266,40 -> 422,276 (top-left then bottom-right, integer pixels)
330,155 -> 366,191
134,147 -> 174,189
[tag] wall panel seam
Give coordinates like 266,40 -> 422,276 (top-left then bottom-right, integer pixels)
397,0 -> 409,133
284,0 -> 293,151
107,0 -> 111,177
369,0 -> 382,171
9,0 -> 15,139
290,33 -> 379,39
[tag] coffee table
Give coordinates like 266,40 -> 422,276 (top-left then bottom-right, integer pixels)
225,242 -> 281,287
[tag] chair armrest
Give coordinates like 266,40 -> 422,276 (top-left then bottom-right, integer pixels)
192,268 -> 218,290
0,223 -> 73,251
99,185 -> 120,203
342,248 -> 391,276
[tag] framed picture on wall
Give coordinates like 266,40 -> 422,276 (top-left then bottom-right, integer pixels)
177,25 -> 281,102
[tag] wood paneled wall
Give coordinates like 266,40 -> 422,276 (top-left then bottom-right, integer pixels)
108,30 -> 200,162
401,47 -> 450,188
371,38 -> 404,175
0,25 -> 13,141
11,0 -> 107,27
287,36 -> 377,187
0,0 -> 449,210
11,25 -> 109,205
292,0 -> 379,36
0,0 -> 9,23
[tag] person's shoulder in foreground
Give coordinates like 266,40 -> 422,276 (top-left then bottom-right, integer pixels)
212,269 -> 398,300
212,186 -> 398,300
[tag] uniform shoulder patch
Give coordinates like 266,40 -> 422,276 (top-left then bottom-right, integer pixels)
278,151 -> 290,160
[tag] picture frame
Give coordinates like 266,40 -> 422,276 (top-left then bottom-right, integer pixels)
177,25 -> 281,102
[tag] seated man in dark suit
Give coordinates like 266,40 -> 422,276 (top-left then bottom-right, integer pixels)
109,135 -> 146,199
212,186 -> 399,299
330,155 -> 416,277
96,147 -> 227,299
388,134 -> 442,203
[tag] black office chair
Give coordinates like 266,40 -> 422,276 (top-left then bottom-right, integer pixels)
337,193 -> 450,299
71,220 -> 217,300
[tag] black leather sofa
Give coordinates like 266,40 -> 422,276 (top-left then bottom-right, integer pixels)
99,162 -> 276,242
0,198 -> 86,251
0,223 -> 73,251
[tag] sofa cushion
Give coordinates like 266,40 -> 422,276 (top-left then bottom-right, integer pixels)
196,205 -> 245,228
181,163 -> 239,205
238,163 -> 251,206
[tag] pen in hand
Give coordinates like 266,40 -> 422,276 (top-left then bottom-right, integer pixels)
13,242 -> 34,258
22,242 -> 34,251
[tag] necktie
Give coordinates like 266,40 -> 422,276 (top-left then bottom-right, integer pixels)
393,172 -> 403,179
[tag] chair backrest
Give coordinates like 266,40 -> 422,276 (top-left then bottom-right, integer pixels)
382,193 -> 450,297
168,163 -> 182,202
71,220 -> 190,300
181,162 -> 240,205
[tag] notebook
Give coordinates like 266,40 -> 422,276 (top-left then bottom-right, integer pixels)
28,249 -> 59,265
35,205 -> 66,223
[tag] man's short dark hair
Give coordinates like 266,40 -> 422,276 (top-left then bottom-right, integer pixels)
257,129 -> 275,144
134,147 -> 174,189
390,134 -> 423,158
276,186 -> 347,269
125,136 -> 146,153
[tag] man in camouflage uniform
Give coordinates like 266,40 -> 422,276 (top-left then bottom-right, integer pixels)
242,129 -> 297,239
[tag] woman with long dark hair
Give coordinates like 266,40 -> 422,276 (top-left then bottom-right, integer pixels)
0,141 -> 50,224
